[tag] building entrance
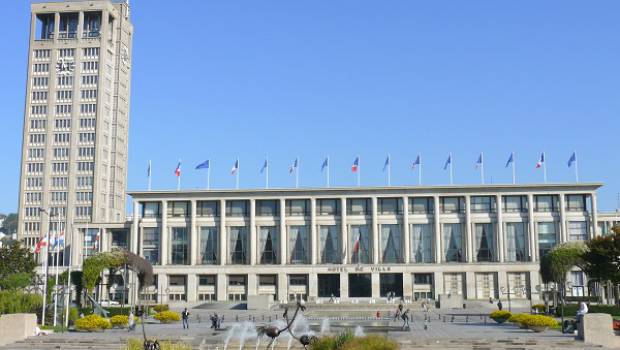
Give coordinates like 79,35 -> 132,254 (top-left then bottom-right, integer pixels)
318,274 -> 340,298
348,273 -> 371,298
380,273 -> 403,297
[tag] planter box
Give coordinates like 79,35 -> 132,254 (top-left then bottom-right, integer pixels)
492,317 -> 509,324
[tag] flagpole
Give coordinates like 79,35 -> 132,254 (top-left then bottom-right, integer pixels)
512,152 -> 516,184
265,157 -> 269,189
326,156 -> 330,188
543,153 -> 548,183
64,222 -> 73,328
236,158 -> 240,189
295,157 -> 299,188
53,215 -> 60,327
148,160 -> 152,191
357,155 -> 361,187
387,154 -> 391,186
419,155 -> 422,185
480,153 -> 485,184
177,159 -> 181,191
574,151 -> 579,183
207,165 -> 211,190
449,153 -> 454,185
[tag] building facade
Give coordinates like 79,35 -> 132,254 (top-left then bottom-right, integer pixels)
17,0 -> 133,255
72,183 -> 613,305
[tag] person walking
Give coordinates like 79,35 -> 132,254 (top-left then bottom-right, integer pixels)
128,311 -> 136,332
497,299 -> 503,311
181,308 -> 190,329
401,309 -> 411,330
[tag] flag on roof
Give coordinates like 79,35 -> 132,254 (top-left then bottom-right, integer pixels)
536,153 -> 545,168
505,153 -> 514,168
231,159 -> 239,175
351,156 -> 360,173
195,159 -> 210,170
567,152 -> 576,167
443,154 -> 452,170
411,155 -> 421,170
174,161 -> 181,177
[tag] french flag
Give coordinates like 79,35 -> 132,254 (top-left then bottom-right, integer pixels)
174,161 -> 181,177
33,236 -> 47,254
351,156 -> 360,173
231,159 -> 239,175
536,153 -> 545,168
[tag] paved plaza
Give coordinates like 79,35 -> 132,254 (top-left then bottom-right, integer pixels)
0,305 -> 611,350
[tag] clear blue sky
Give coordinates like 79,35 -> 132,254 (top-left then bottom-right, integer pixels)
1,1 -> 619,214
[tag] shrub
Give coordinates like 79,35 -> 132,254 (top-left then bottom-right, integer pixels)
110,315 -> 129,328
340,335 -> 399,350
532,304 -> 546,312
0,290 -> 42,314
309,336 -> 337,350
490,310 -> 512,322
124,339 -> 191,350
508,313 -> 529,324
107,306 -> 132,317
520,315 -> 557,328
154,310 -> 181,323
75,314 -> 111,331
152,304 -> 169,313
559,304 -> 620,317
68,307 -> 80,325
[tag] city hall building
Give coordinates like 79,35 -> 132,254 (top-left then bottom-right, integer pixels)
71,183 -> 620,305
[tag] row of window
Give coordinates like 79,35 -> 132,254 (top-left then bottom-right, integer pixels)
33,48 -> 99,60
142,195 -> 592,219
24,176 -> 93,190
139,220 -> 588,266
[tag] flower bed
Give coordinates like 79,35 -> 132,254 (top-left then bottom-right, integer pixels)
518,314 -> 557,332
110,315 -> 129,328
75,314 -> 111,332
489,310 -> 512,324
154,310 -> 181,324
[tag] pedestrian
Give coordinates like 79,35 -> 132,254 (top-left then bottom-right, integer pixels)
401,309 -> 410,329
576,301 -> 588,324
128,311 -> 136,332
181,308 -> 190,329
394,303 -> 403,321
497,299 -> 503,311
329,294 -> 335,303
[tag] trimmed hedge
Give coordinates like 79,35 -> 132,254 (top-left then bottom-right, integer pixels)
75,314 -> 111,331
124,339 -> 191,350
154,310 -> 181,323
490,310 -> 512,320
520,314 -> 557,328
110,315 -> 129,328
559,304 -> 620,317
340,335 -> 399,350
508,313 -> 529,324
152,304 -> 169,313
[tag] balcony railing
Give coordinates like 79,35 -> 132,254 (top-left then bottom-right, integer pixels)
83,31 -> 100,38
58,31 -> 77,39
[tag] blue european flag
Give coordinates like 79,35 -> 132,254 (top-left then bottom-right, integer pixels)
195,160 -> 210,170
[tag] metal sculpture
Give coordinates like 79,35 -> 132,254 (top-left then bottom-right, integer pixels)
256,301 -> 317,349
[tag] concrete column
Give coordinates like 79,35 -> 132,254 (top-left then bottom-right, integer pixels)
433,196 -> 442,263
53,12 -> 60,43
402,272 -> 413,301
77,11 -> 84,41
249,199 -> 256,265
340,273 -> 349,299
277,273 -> 288,303
219,199 -> 226,266
496,194 -> 504,262
190,200 -> 197,265
310,198 -> 317,265
341,198 -> 348,264
465,271 -> 476,300
308,273 -> 318,300
529,271 -> 542,302
161,201 -> 168,265
371,273 -> 380,299
497,271 -> 507,300
247,274 -> 257,297
591,192 -> 599,238
402,196 -> 410,263
465,195 -> 473,263
280,199 -> 287,265
216,274 -> 227,301
187,274 -> 197,302
371,197 -> 379,264
527,194 -> 537,262
559,193 -> 567,243
159,274 -> 169,304
434,272 -> 444,297
131,200 -> 140,254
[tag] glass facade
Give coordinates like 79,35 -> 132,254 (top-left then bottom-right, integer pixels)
286,200 -> 310,216
170,227 -> 189,265
319,225 -> 340,264
380,224 -> 402,263
534,195 -> 559,212
410,223 -> 432,263
256,200 -> 279,216
199,226 -> 218,264
350,224 -> 371,264
142,227 -> 159,264
470,196 -> 496,213
226,200 -> 249,217
347,198 -> 371,216
568,221 -> 588,241
317,199 -> 339,216
474,223 -> 495,262
378,198 -> 402,215
196,201 -> 218,217
168,201 -> 190,217
538,222 -> 557,257
502,196 -> 528,213
409,197 -> 434,214
228,226 -> 248,264
441,197 -> 465,213
566,195 -> 588,212
258,226 -> 279,264
442,223 -> 463,262
504,222 -> 527,262
288,225 -> 310,264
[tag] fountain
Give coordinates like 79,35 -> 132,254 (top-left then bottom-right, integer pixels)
320,318 -> 331,334
354,325 -> 365,337
223,321 -> 258,350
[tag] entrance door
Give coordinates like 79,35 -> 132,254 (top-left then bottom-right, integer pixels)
348,274 -> 371,298
380,273 -> 403,297
318,274 -> 340,298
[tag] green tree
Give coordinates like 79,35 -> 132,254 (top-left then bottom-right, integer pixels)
0,241 -> 37,281
582,226 -> 620,296
1,213 -> 18,235
0,272 -> 33,290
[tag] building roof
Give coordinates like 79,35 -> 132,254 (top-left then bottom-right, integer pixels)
127,183 -> 603,198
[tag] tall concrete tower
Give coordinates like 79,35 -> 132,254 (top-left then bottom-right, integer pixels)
17,0 -> 133,259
